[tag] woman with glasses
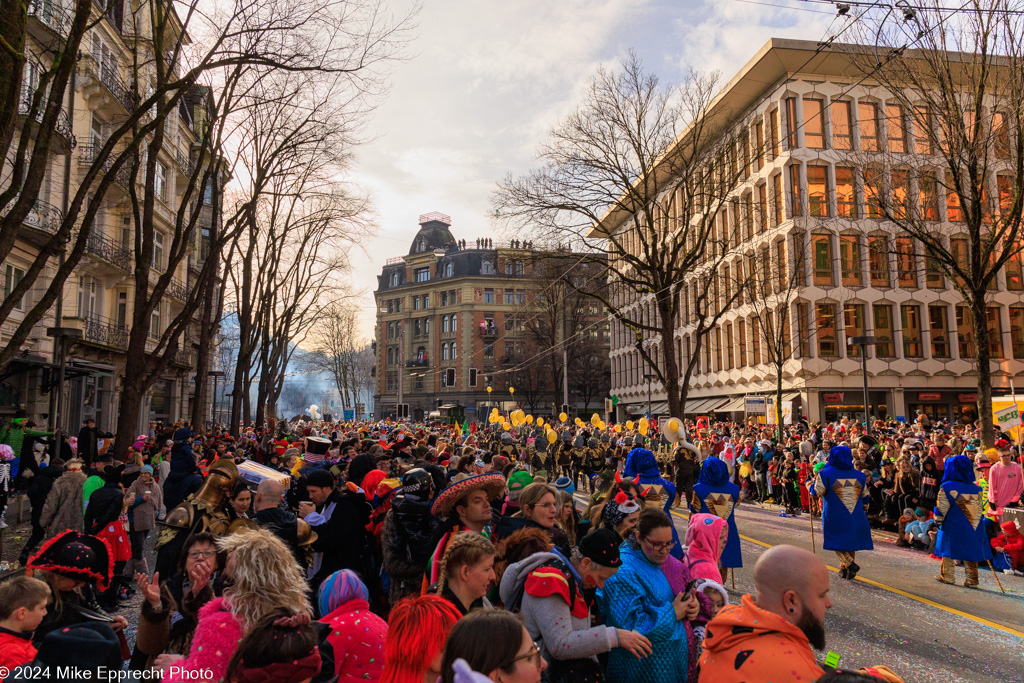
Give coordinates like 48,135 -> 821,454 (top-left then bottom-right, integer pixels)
597,508 -> 699,683
496,483 -> 569,551
440,609 -> 546,683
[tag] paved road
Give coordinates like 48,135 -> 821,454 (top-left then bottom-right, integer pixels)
669,501 -> 1024,682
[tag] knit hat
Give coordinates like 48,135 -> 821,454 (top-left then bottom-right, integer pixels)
578,528 -> 622,568
141,465 -> 154,474
27,530 -> 113,591
507,470 -> 534,496
305,469 -> 335,489
553,476 -> 575,495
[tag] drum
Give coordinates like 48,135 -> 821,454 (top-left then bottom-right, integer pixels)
306,436 -> 331,456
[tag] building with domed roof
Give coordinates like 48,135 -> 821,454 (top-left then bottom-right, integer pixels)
373,212 -> 610,422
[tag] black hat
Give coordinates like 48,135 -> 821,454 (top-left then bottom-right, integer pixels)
579,528 -> 622,568
12,623 -> 122,681
305,469 -> 335,489
27,530 -> 113,591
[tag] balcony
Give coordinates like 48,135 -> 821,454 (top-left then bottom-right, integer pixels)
20,200 -> 64,246
166,278 -> 189,303
84,232 -> 132,272
171,347 -> 193,368
175,149 -> 194,178
18,89 -> 76,151
479,325 -> 498,339
26,0 -> 70,46
406,358 -> 430,368
78,143 -> 133,189
79,53 -> 134,117
83,314 -> 129,351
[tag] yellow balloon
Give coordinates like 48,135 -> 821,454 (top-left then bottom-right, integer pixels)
559,412 -> 568,423
509,387 -> 515,394
526,415 -> 534,423
503,421 -> 512,431
536,417 -> 544,427
638,417 -> 649,430
590,413 -> 600,426
487,386 -> 493,393
667,418 -> 680,433
547,430 -> 558,444
574,417 -> 583,426
614,424 -> 622,433
639,424 -> 648,436
598,421 -> 606,430
487,414 -> 495,424
626,420 -> 634,430
491,406 -> 499,414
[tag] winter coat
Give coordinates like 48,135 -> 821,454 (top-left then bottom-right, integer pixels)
162,440 -> 203,510
698,594 -> 823,682
499,551 -> 618,665
810,446 -> 873,553
125,478 -> 163,532
381,508 -> 430,603
84,482 -> 125,535
162,597 -> 243,683
319,598 -> 388,683
136,574 -> 217,665
307,489 -> 370,587
597,539 -> 691,683
694,457 -> 742,568
934,455 -> 993,563
919,457 -> 941,506
1,422 -> 51,479
683,514 -> 726,584
0,628 -> 37,679
27,463 -> 63,527
39,470 -> 87,538
254,506 -> 308,571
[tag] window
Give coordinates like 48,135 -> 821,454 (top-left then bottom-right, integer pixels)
1010,307 -> 1024,359
725,324 -> 735,370
835,167 -> 856,218
483,289 -> 494,304
792,232 -> 806,285
816,303 -> 838,357
441,315 -> 449,333
390,272 -> 401,287
756,121 -> 766,170
895,237 -> 917,288
886,104 -> 906,153
839,234 -> 862,286
946,173 -> 964,222
483,342 -> 494,359
744,193 -> 754,241
415,268 -> 430,282
444,368 -> 456,387
807,166 -> 828,217
831,101 -> 853,150
785,97 -> 798,148
451,313 -> 457,331
891,170 -> 910,220
797,302 -> 811,357
441,343 -> 449,361
913,105 -> 933,154
868,236 -> 890,287
413,319 -> 422,337
451,341 -> 457,359
988,307 -> 1004,358
863,168 -> 882,219
918,172 -> 939,221
4,265 -> 25,311
116,291 -> 127,327
423,294 -> 429,308
772,174 -> 784,225
901,305 -> 923,357
413,297 -> 420,311
153,231 -> 165,271
812,233 -> 833,286
714,328 -> 722,372
873,304 -> 895,357
844,304 -> 866,356
444,262 -> 453,277
950,238 -> 968,289
1007,243 -> 1023,291
750,315 -> 761,364
504,290 -> 515,304
775,241 -> 787,292
770,109 -> 781,158
930,305 -> 949,357
789,165 -> 802,217
150,305 -> 162,340
956,306 -> 975,358
738,319 -> 747,366
993,111 -> 1011,160
858,102 -> 879,151
481,260 -> 494,275
804,98 -> 825,149
925,246 -> 944,289
440,291 -> 448,306
154,161 -> 166,201
758,184 -> 768,232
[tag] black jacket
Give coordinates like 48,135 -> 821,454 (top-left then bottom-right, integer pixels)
308,489 -> 370,586
255,506 -> 308,569
27,463 -> 63,526
76,426 -> 112,465
85,482 -> 124,534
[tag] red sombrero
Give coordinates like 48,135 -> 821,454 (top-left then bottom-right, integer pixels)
27,530 -> 114,591
431,472 -> 506,517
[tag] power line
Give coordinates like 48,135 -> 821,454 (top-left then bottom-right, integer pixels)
733,0 -> 839,14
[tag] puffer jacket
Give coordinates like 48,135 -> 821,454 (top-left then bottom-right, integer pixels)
40,469 -> 87,538
162,597 -> 242,683
597,539 -> 691,683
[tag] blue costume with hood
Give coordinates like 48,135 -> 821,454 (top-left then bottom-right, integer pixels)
934,455 -> 992,563
810,445 -> 873,552
624,448 -> 682,558
693,456 -> 742,567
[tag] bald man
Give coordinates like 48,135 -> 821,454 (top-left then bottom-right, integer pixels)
698,545 -> 831,682
252,478 -> 307,570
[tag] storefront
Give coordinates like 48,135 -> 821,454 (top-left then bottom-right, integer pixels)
906,391 -> 978,425
820,390 -> 889,424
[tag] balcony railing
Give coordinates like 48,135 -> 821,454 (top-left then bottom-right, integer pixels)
406,358 -> 430,368
23,200 -> 63,235
18,90 -> 76,148
176,149 -> 194,177
78,143 -> 133,187
27,0 -> 71,36
167,278 -> 189,302
85,232 -> 132,271
479,325 -> 498,338
83,313 -> 129,351
172,347 -> 193,367
81,54 -> 134,113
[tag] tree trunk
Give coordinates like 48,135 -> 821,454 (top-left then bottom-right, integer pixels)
112,379 -> 145,462
776,369 -> 784,445
191,274 -> 216,427
971,298 -> 995,448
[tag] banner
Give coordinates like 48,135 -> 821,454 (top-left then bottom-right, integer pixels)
994,403 -> 1021,430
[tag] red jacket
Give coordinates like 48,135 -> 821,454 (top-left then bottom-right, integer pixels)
0,628 -> 37,682
319,598 -> 387,683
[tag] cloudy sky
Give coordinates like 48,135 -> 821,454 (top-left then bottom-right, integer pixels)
346,0 -> 836,336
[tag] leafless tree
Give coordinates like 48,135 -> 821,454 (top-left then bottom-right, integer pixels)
494,51 -> 754,418
306,302 -> 371,412
843,1 -> 1024,445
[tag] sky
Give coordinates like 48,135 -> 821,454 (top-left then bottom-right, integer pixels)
345,0 -> 837,338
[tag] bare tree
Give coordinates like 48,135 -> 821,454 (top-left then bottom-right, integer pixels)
306,302 -> 369,412
494,52 -> 753,417
844,1 -> 1024,446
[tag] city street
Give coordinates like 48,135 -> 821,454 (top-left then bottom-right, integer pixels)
668,501 -> 1024,682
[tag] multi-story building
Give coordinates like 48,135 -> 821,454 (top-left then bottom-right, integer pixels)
0,0 -> 223,432
373,212 -> 610,422
604,38 -> 1024,425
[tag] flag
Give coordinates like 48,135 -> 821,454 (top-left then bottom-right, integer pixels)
462,419 -> 470,435
470,420 -> 477,434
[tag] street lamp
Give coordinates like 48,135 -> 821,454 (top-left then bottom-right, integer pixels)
849,336 -> 878,424
644,372 -> 655,420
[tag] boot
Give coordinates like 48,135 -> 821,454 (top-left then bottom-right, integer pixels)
847,562 -> 861,580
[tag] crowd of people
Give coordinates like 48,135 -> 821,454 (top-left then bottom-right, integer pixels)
0,407 -> 1020,683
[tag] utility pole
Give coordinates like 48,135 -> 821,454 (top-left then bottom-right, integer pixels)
397,323 -> 404,421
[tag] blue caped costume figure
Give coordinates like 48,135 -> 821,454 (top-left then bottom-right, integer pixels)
810,445 -> 872,580
934,454 -> 992,588
693,456 -> 742,569
624,448 -> 682,558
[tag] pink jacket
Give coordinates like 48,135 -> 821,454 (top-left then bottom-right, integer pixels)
163,597 -> 243,682
989,462 -> 1024,514
320,598 -> 388,683
684,513 -> 727,584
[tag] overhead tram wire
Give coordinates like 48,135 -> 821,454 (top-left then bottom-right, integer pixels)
489,0 -> 974,383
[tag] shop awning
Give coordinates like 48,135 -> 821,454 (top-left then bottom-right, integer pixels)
718,396 -> 747,412
775,392 -> 802,403
648,401 -> 669,415
686,397 -> 729,413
